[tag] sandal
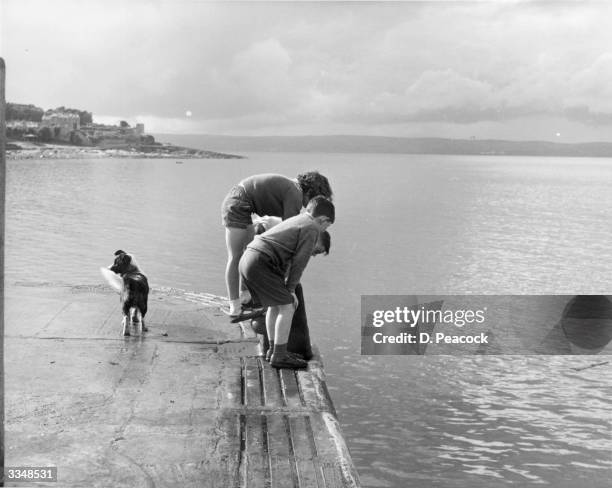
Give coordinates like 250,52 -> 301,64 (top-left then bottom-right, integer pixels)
229,308 -> 265,323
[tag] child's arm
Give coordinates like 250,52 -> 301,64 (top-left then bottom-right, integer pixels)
285,228 -> 318,293
252,215 -> 282,234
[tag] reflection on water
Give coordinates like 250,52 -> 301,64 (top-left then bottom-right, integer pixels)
331,356 -> 612,488
6,154 -> 612,487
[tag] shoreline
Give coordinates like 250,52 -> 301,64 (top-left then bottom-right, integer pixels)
6,141 -> 244,160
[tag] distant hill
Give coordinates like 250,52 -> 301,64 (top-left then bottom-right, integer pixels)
154,134 -> 612,157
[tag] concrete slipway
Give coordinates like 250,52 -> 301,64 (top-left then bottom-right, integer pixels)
3,282 -> 360,488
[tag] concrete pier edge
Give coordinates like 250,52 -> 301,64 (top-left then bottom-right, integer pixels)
4,282 -> 361,487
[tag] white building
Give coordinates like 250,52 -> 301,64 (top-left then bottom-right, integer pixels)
6,120 -> 39,130
40,112 -> 80,141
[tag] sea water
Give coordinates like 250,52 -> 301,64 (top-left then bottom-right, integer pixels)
6,152 -> 612,487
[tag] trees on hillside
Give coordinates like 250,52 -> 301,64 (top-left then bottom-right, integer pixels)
7,103 -> 93,125
39,127 -> 52,142
6,103 -> 44,121
140,134 -> 155,145
69,131 -> 90,146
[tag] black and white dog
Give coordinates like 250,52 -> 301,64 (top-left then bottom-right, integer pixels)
107,250 -> 149,336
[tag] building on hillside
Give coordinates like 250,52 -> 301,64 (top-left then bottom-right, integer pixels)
40,112 -> 80,141
6,120 -> 40,130
5,120 -> 40,141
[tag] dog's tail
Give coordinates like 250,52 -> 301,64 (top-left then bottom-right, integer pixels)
100,267 -> 123,293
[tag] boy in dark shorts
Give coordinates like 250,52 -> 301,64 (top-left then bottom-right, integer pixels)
238,196 -> 335,369
249,230 -> 331,361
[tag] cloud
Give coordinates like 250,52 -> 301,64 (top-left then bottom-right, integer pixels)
224,38 -> 294,113
4,0 -> 612,138
357,69 -> 497,123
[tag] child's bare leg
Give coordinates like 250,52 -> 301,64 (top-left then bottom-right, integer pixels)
273,303 -> 295,344
225,226 -> 253,314
266,306 -> 279,353
270,303 -> 306,369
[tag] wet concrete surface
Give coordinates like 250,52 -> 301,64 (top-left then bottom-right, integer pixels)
4,283 -> 360,487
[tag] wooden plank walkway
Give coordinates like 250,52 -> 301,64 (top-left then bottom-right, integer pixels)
3,282 -> 360,487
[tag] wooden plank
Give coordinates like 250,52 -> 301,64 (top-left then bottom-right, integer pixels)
266,414 -> 295,488
245,357 -> 263,407
321,463 -> 344,488
318,413 -> 361,488
301,362 -> 337,416
235,414 -> 247,488
290,416 -> 322,488
261,362 -> 284,408
306,414 -> 338,471
245,415 -> 269,488
280,369 -> 303,409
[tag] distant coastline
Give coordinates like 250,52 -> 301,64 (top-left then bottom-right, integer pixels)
156,134 -> 612,158
6,140 -> 244,160
10,135 -> 612,160
4,103 -> 245,160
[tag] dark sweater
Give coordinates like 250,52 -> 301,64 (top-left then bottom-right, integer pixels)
240,173 -> 303,220
247,213 -> 319,292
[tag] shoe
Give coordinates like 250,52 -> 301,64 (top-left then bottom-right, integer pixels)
222,305 -> 261,316
266,349 -> 305,362
270,352 -> 307,369
286,351 -> 305,360
229,308 -> 265,323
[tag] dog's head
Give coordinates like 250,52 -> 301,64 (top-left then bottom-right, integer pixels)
109,250 -> 139,275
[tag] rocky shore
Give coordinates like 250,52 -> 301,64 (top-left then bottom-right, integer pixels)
6,141 -> 244,160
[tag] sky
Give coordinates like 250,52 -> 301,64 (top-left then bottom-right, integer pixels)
3,0 -> 612,142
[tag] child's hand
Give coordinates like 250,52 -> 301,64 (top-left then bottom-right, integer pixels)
291,292 -> 299,309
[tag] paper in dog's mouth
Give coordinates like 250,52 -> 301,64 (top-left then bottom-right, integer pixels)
100,267 -> 123,293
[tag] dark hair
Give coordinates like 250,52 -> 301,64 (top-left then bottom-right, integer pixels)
306,196 -> 335,223
253,222 -> 267,235
320,230 -> 331,255
297,171 -> 333,202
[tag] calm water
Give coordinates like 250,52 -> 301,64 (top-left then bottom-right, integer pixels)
6,152 -> 612,487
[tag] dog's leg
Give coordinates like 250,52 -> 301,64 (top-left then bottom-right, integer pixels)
136,308 -> 143,335
141,304 -> 148,332
122,315 -> 130,336
122,299 -> 132,336
128,306 -> 136,334
137,310 -> 148,333
130,307 -> 145,335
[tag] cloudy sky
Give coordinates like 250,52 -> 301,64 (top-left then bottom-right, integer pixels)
3,0 -> 612,142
